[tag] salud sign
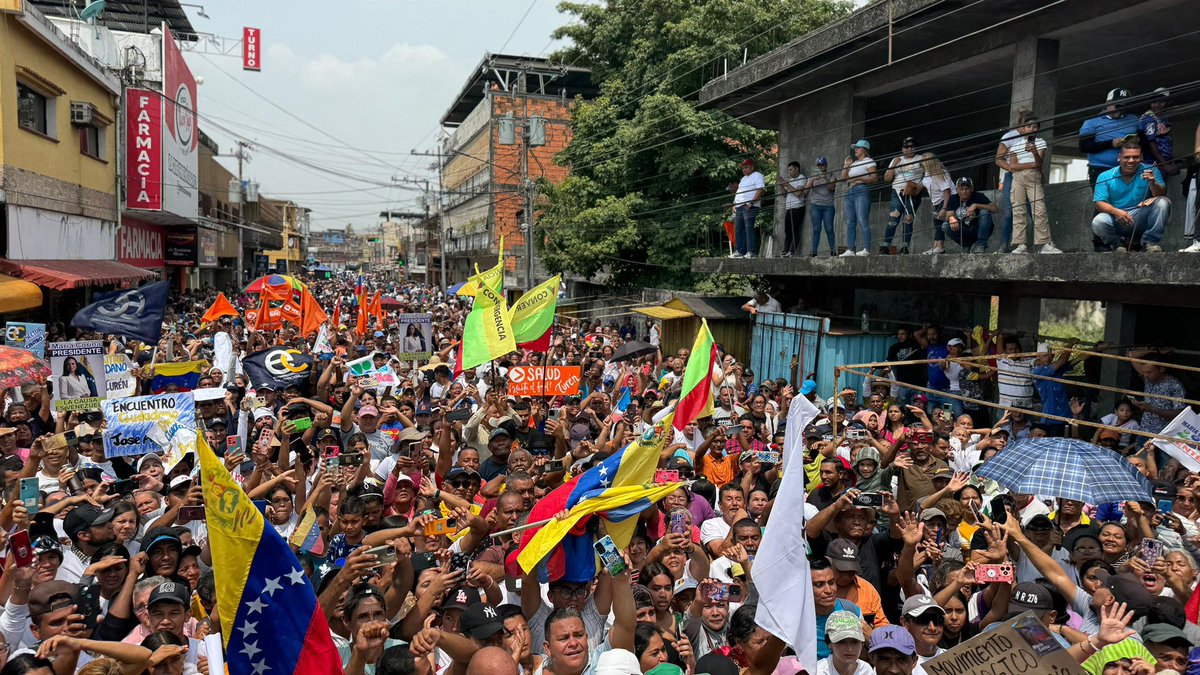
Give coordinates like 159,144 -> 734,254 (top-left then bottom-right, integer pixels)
242,27 -> 261,71
508,366 -> 581,397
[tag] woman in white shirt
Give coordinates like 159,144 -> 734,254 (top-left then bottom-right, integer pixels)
839,140 -> 879,257
882,137 -> 926,254
921,154 -> 954,255
58,357 -> 94,399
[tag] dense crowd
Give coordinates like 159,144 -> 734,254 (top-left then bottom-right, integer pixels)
0,272 -> 1195,675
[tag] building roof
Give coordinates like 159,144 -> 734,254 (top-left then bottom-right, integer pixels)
634,295 -> 747,321
441,53 -> 598,127
28,0 -> 196,36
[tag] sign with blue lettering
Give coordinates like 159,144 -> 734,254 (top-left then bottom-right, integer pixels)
102,393 -> 196,459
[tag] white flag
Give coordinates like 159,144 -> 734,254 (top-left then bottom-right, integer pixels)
1152,408 -> 1200,472
754,394 -> 820,670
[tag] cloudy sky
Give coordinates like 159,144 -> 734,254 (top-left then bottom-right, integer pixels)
184,0 -> 569,232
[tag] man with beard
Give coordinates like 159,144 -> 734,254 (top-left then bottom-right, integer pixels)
895,429 -> 948,512
58,505 -> 117,582
806,490 -> 902,590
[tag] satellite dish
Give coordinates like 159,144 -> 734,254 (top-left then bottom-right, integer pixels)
79,0 -> 106,21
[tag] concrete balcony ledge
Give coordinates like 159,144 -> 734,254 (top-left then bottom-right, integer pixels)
692,252 -> 1200,306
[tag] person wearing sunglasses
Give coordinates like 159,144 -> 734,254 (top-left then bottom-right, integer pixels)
898,595 -> 945,666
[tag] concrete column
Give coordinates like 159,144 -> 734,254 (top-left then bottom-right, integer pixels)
1099,302 -> 1137,411
997,295 -> 1041,345
778,83 -> 859,256
1005,38 -> 1059,245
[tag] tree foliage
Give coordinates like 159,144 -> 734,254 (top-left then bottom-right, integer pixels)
537,0 -> 853,288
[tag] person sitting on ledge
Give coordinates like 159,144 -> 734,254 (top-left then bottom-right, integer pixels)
1091,141 -> 1170,252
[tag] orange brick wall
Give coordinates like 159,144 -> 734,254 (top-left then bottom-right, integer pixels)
490,94 -> 574,271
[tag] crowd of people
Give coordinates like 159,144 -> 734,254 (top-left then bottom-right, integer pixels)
0,272 -> 1195,675
730,87 -> 1200,257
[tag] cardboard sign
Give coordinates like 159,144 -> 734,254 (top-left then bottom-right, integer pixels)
49,341 -> 106,411
508,366 -> 581,397
923,612 -> 1088,675
5,322 -> 45,359
1152,407 -> 1200,472
102,393 -> 196,460
394,313 -> 432,361
104,354 -> 137,399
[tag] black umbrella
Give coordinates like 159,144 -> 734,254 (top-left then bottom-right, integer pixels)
610,340 -> 657,363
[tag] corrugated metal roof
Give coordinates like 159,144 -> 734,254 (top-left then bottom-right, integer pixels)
29,0 -> 196,36
671,296 -> 746,320
632,305 -> 693,321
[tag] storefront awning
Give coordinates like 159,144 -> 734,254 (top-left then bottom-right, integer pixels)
0,260 -> 157,291
632,305 -> 694,320
0,274 -> 43,313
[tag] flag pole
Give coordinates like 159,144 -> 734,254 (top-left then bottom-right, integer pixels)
490,516 -> 556,539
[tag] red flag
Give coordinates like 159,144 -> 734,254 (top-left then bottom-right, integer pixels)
300,291 -> 328,338
332,298 -> 341,328
200,293 -> 239,323
452,342 -> 463,380
517,326 -> 552,353
355,302 -> 367,337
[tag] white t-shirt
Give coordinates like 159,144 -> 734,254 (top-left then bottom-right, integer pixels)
1100,414 -> 1140,447
847,157 -> 875,181
747,295 -> 782,314
1004,134 -> 1047,167
923,173 -> 954,208
889,155 -> 926,194
999,129 -> 1020,178
785,175 -> 807,209
700,517 -> 731,545
735,171 -> 766,207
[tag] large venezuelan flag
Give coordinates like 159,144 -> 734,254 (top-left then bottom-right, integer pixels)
198,436 -> 343,675
150,361 -> 209,394
517,413 -> 680,580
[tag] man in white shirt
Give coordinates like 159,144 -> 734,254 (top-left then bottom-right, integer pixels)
742,291 -> 782,316
729,158 -> 765,259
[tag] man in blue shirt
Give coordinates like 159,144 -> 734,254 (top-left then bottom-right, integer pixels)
1092,142 -> 1171,252
1080,88 -> 1140,251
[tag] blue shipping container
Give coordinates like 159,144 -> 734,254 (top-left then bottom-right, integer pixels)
749,312 -> 895,399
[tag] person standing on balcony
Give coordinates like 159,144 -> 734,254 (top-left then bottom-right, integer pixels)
1004,111 -> 1061,254
920,154 -> 953,255
807,157 -> 838,257
881,137 -> 925,255
729,158 -> 765,259
779,161 -> 808,258
1080,88 -> 1140,250
840,140 -> 878,258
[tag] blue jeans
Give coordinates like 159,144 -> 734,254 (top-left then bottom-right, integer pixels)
925,391 -> 964,417
844,185 -> 871,251
884,191 -> 923,246
932,215 -> 946,241
942,211 -> 994,250
810,204 -> 836,253
734,205 -> 760,255
1091,197 -> 1171,247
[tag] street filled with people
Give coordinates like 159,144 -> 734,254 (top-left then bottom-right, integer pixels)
0,270 -> 1194,675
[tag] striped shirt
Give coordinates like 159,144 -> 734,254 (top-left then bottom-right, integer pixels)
996,357 -> 1035,405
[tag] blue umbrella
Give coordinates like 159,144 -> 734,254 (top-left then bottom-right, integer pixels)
975,437 -> 1152,504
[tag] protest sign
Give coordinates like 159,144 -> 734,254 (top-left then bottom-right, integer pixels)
345,353 -> 376,378
102,393 -> 196,460
1152,408 -> 1200,472
394,313 -> 432,361
5,322 -> 45,359
104,354 -> 137,399
49,341 -> 105,411
508,366 -> 581,397
923,612 -> 1087,675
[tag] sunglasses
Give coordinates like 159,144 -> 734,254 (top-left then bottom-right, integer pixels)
447,479 -> 471,489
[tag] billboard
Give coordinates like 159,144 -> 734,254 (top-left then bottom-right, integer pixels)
243,27 -> 261,71
161,24 -> 198,220
118,218 -> 165,268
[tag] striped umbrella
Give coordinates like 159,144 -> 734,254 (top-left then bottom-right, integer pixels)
975,437 -> 1152,504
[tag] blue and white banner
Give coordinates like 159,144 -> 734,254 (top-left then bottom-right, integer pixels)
102,393 -> 196,459
71,280 -> 169,344
5,322 -> 45,359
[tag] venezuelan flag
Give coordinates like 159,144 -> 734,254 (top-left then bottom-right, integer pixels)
517,413 -> 681,580
198,436 -> 342,674
150,361 -> 209,394
289,508 -> 326,557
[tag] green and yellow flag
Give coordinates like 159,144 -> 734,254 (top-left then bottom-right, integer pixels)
511,275 -> 560,348
460,277 -> 516,369
456,236 -> 504,298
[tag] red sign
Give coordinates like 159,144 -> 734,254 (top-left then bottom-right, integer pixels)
125,88 -> 162,211
118,218 -> 165,268
242,27 -> 261,71
508,366 -> 581,397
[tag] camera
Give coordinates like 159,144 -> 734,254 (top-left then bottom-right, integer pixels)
852,492 -> 885,508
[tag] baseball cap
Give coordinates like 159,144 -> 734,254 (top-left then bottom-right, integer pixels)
415,402 -> 432,416
256,383 -> 276,392
206,418 -> 228,430
28,580 -> 79,617
956,176 -> 974,189
460,603 -> 505,640
800,380 -> 817,396
919,508 -> 947,522
1025,514 -> 1055,532
168,475 -> 192,491
358,405 -> 380,418
869,625 -> 916,655
826,538 -> 860,572
446,466 -> 482,483
902,136 -> 916,147
1107,87 -> 1130,102
489,427 -> 512,440
440,586 -> 480,611
901,595 -> 945,618
947,338 -> 965,347
596,650 -> 643,675
137,453 -> 163,472
142,526 -> 184,555
816,156 -> 828,166
1106,573 -> 1155,617
826,610 -> 865,643
74,423 -> 99,440
394,427 -> 427,444
1153,87 -> 1171,100
252,407 -> 275,421
64,505 -> 115,542
147,580 -> 191,609
1141,623 -> 1191,648
852,139 -> 871,151
1009,582 -> 1053,612
740,158 -> 755,167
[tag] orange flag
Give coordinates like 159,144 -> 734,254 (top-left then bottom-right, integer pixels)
369,291 -> 383,326
300,291 -> 328,337
200,293 -> 239,323
355,300 -> 367,337
332,298 -> 341,329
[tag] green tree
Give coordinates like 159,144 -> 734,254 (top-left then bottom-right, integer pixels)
537,0 -> 853,288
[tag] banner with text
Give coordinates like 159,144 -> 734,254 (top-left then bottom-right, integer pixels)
103,393 -> 196,459
5,322 -> 45,359
49,341 -> 105,411
104,354 -> 137,399
394,313 -> 432,361
1153,407 -> 1200,472
924,612 -> 1087,675
507,366 -> 581,397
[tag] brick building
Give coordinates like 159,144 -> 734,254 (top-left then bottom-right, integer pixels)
440,54 -> 596,293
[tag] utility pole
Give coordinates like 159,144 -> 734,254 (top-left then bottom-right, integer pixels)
232,141 -> 251,283
394,176 -> 432,284
411,144 -> 451,292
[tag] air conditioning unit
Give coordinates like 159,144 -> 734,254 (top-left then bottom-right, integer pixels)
70,101 -> 95,126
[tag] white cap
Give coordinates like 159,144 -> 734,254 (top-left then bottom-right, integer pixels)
595,649 -> 641,675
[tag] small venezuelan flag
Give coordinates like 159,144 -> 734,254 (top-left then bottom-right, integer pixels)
289,508 -> 326,557
198,436 -> 342,675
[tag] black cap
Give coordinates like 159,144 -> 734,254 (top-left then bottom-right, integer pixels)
28,581 -> 79,617
440,585 -> 480,611
955,177 -> 974,189
902,136 -> 916,147
461,603 -> 505,640
64,505 -> 115,542
147,580 -> 190,609
206,418 -> 228,430
142,526 -> 184,555
1009,582 -> 1053,612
